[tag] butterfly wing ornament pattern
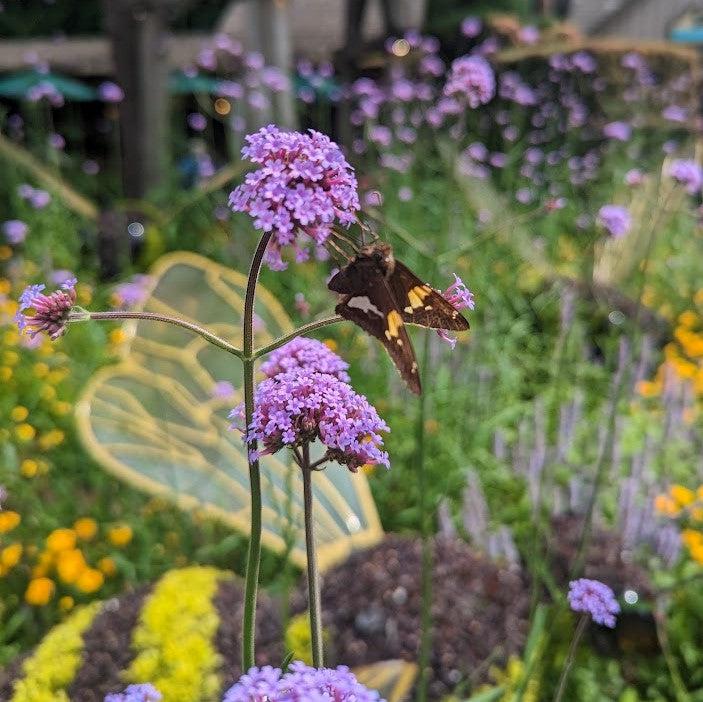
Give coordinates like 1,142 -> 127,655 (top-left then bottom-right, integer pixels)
328,243 -> 470,394
76,252 -> 384,571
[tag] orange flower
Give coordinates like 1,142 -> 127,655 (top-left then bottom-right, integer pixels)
108,524 -> 133,548
654,494 -> 679,518
46,528 -> 77,552
25,577 -> 55,606
73,517 -> 98,541
98,557 -> 117,577
1,543 -> 23,569
0,511 -> 21,533
59,595 -> 74,612
56,549 -> 87,584
670,484 -> 696,508
76,568 -> 104,593
636,380 -> 661,398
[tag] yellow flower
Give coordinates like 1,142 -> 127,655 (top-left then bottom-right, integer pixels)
21,458 -> 39,478
108,524 -> 133,547
76,568 -> 104,593
323,338 -> 338,353
690,543 -> 703,565
25,577 -> 55,606
10,406 -> 28,422
654,494 -> 680,518
670,485 -> 696,508
681,528 -> 703,549
0,510 -> 21,533
40,385 -> 56,401
424,418 -> 439,434
1,543 -> 23,569
3,350 -> 19,366
679,311 -> 699,328
15,423 -> 36,441
636,380 -> 661,398
74,517 -> 98,541
109,328 -> 128,345
46,369 -> 68,385
98,556 -> 117,577
0,245 -> 11,261
0,366 -> 13,381
33,362 -> 49,378
52,401 -> 72,416
59,595 -> 75,612
4,329 -> 19,345
0,278 -> 10,295
38,429 -> 64,450
56,549 -> 87,584
46,528 -> 77,552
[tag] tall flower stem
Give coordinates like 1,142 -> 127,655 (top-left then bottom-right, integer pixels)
300,442 -> 324,667
415,330 -> 432,702
553,614 -> 588,702
241,231 -> 273,670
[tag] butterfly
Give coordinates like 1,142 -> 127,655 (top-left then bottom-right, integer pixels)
327,241 -> 469,394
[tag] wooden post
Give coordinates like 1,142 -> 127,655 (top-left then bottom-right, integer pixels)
103,0 -> 172,199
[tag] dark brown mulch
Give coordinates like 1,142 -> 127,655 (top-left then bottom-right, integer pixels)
0,653 -> 29,700
68,584 -> 152,702
292,534 -> 531,700
213,575 -> 285,695
549,513 -> 654,599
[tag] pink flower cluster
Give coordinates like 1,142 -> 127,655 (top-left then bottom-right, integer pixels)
229,126 -> 360,270
15,279 -> 77,339
443,55 -> 495,108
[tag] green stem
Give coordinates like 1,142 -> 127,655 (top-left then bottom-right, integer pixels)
300,442 -> 324,667
252,315 -> 343,360
553,614 -> 588,702
241,231 -> 273,670
75,311 -> 243,358
415,330 -> 432,702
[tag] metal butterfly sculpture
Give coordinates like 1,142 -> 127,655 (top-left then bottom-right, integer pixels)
327,224 -> 470,394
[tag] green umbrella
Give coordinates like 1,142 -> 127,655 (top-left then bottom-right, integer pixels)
0,69 -> 97,101
169,71 -> 227,95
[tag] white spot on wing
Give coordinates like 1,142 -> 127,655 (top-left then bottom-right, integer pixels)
348,296 -> 383,317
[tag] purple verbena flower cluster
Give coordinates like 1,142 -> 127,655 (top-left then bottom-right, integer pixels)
229,125 -> 360,270
15,278 -> 77,340
597,204 -> 631,238
437,274 -> 475,349
2,219 -> 28,244
222,662 -> 384,702
112,274 -> 153,308
105,683 -> 162,702
260,337 -> 350,382
237,369 -> 389,472
98,81 -> 125,103
668,159 -> 703,195
567,578 -> 620,628
444,55 -> 496,108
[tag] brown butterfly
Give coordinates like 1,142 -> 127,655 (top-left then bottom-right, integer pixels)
327,242 -> 469,394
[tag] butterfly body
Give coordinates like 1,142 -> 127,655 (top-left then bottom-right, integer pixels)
328,242 -> 469,394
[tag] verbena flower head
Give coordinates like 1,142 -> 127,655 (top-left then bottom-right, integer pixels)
222,662 -> 384,702
105,683 -> 162,702
98,81 -> 124,103
603,121 -> 631,142
668,159 -> 703,195
597,204 -> 631,238
15,279 -> 77,339
438,274 -> 475,349
2,219 -> 28,244
229,125 -> 360,270
235,369 -> 389,472
568,578 -> 620,628
443,55 -> 495,108
260,337 -> 350,382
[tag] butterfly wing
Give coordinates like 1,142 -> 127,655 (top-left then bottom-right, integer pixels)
333,267 -> 421,394
389,261 -> 470,331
